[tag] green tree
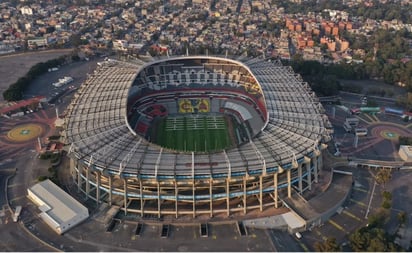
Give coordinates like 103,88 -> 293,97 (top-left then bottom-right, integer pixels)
349,227 -> 371,251
349,225 -> 401,252
368,208 -> 390,228
397,211 -> 407,226
314,237 -> 341,252
375,169 -> 392,189
382,200 -> 391,209
382,191 -> 392,200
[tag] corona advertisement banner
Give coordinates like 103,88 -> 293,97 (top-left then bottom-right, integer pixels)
179,98 -> 210,113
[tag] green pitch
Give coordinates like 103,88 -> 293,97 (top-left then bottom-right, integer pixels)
153,115 -> 231,152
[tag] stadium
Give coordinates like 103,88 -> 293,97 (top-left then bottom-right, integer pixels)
64,55 -> 332,219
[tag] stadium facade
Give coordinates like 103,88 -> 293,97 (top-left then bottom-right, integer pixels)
64,55 -> 332,219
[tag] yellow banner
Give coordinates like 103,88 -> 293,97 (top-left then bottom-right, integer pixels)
178,98 -> 210,113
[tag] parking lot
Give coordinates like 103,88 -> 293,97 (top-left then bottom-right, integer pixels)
298,91 -> 412,250
19,207 -> 276,252
93,221 -> 273,252
0,49 -> 72,103
298,166 -> 386,250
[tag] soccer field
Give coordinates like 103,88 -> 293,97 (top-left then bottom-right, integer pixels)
153,115 -> 231,152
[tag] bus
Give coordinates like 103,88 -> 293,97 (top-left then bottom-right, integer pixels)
385,107 -> 404,116
345,117 -> 359,127
355,128 -> 368,136
360,107 -> 381,114
343,122 -> 352,133
350,108 -> 361,115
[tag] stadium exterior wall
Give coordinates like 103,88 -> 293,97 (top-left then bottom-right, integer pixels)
69,148 -> 325,218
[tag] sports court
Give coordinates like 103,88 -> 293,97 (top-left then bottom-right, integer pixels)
152,114 -> 232,152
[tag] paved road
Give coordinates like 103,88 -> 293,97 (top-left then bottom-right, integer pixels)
386,170 -> 412,249
269,230 -> 305,252
339,91 -> 399,108
299,166 -> 383,251
0,168 -> 54,252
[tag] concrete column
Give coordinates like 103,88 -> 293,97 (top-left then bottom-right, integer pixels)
243,176 -> 247,214
259,175 -> 263,211
298,163 -> 303,194
158,182 -> 161,218
226,179 -> 230,217
314,155 -> 319,183
139,179 -> 143,216
307,161 -> 312,191
124,178 -> 128,215
96,171 -> 101,204
209,179 -> 213,217
77,166 -> 81,193
274,173 -> 278,208
85,168 -> 91,199
108,176 -> 112,206
192,180 -> 196,218
287,169 -> 291,198
318,152 -> 323,173
175,181 -> 178,219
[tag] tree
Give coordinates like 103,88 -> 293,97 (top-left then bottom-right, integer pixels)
382,200 -> 391,209
375,168 -> 392,189
314,237 -> 341,252
3,55 -> 68,101
69,34 -> 82,47
397,211 -> 407,226
368,208 -> 390,228
382,191 -> 392,200
349,227 -> 371,252
349,225 -> 402,252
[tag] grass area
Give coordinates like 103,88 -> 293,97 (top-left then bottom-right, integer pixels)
153,115 -> 231,152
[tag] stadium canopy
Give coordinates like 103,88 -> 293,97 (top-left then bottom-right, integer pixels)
27,179 -> 89,234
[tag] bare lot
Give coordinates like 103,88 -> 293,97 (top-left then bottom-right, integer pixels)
0,49 -> 72,103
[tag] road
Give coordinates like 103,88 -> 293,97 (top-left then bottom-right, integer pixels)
0,168 -> 55,252
339,91 -> 399,108
268,230 -> 305,252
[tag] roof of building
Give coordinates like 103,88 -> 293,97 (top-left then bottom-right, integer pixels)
28,179 -> 88,224
399,145 -> 412,162
400,145 -> 412,155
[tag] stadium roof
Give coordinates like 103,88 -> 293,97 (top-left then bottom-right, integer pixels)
65,56 -> 331,179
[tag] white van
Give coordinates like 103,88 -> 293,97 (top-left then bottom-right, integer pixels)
295,232 -> 302,239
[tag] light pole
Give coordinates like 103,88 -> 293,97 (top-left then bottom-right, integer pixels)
365,180 -> 377,219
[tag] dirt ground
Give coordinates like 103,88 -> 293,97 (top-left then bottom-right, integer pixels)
0,49 -> 72,104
